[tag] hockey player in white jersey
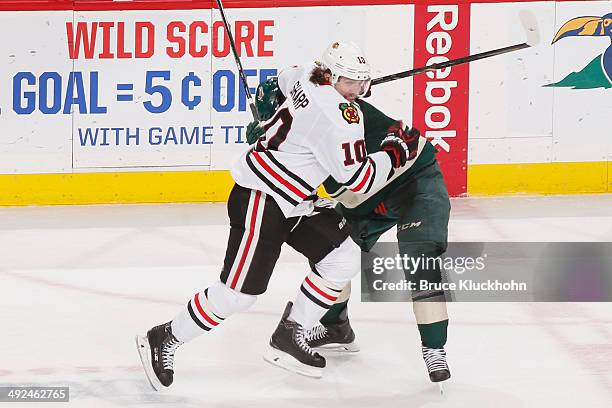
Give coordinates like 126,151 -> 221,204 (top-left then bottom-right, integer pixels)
247,49 -> 451,384
136,41 -> 414,389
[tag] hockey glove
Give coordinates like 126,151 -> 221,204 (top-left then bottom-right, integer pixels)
246,121 -> 265,145
387,120 -> 420,160
380,136 -> 409,168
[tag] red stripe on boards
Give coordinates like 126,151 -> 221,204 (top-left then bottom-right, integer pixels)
0,0 -> 592,12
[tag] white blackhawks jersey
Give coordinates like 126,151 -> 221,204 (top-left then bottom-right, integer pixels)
231,65 -> 393,217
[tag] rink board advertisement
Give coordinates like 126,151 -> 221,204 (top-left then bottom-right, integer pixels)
1,6 -> 412,172
468,0 -> 612,195
0,1 -> 415,205
412,3 -> 470,196
0,0 -> 610,205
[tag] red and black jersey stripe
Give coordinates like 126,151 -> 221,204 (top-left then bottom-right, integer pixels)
344,157 -> 377,194
246,149 -> 315,207
261,150 -> 314,193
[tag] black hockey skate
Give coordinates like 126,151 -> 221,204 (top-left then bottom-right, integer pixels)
422,345 -> 451,383
136,321 -> 184,390
264,302 -> 326,378
306,306 -> 359,353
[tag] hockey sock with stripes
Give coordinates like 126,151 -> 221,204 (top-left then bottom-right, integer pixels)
290,272 -> 344,330
171,282 -> 256,342
171,288 -> 226,342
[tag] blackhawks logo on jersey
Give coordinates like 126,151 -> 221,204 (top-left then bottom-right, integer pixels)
339,103 -> 360,124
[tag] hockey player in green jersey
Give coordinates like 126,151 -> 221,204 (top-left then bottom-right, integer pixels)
247,65 -> 451,383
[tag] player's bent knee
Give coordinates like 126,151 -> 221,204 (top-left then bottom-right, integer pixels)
315,237 -> 361,284
207,281 -> 258,316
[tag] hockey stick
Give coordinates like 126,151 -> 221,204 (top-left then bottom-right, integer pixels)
215,0 -> 260,121
370,10 -> 540,86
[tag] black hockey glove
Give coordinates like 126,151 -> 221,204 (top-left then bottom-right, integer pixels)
380,136 -> 408,168
387,120 -> 420,160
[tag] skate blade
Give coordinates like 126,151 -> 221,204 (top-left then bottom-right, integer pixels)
432,375 -> 450,396
263,345 -> 323,379
135,335 -> 163,391
438,382 -> 446,396
314,340 -> 360,353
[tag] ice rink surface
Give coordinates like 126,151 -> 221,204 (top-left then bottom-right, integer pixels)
1,194 -> 611,407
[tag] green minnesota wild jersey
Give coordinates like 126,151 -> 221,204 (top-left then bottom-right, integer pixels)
323,99 -> 437,217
